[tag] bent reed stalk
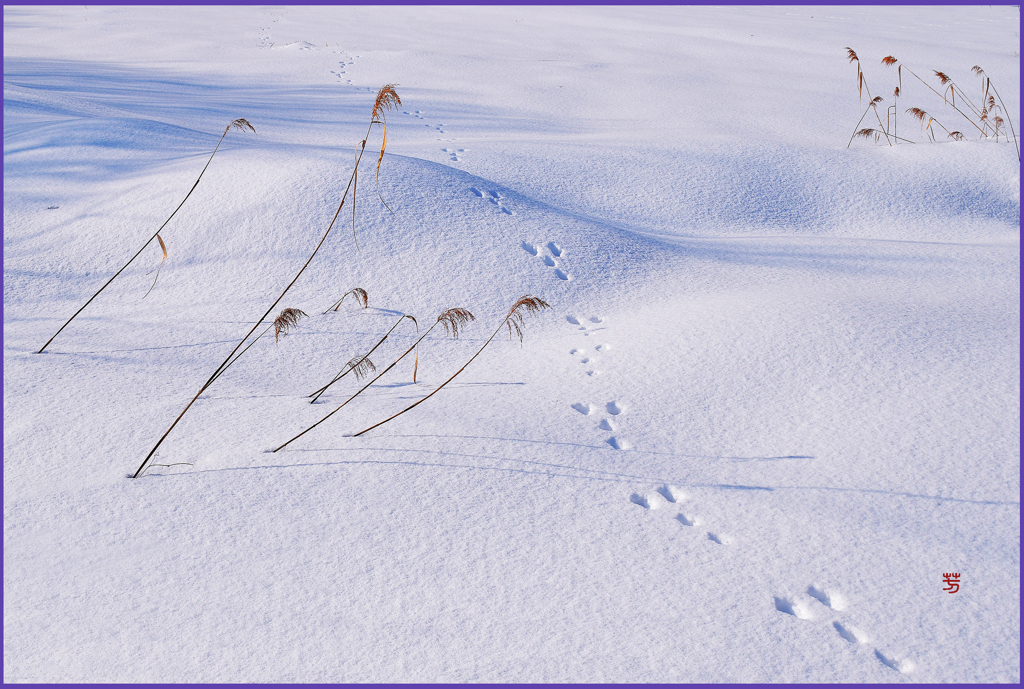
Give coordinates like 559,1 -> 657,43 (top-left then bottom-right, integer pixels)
38,118 -> 256,354
133,86 -> 400,479
351,296 -> 549,438
309,313 -> 417,403
274,307 -> 474,452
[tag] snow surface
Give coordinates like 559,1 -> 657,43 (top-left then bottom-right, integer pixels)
3,5 -> 1019,683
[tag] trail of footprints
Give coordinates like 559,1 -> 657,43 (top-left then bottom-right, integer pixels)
628,484 -> 915,674
469,186 -> 513,215
521,240 -> 570,280
565,313 -> 631,451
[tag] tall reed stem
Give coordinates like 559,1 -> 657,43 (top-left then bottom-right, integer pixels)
38,119 -> 255,354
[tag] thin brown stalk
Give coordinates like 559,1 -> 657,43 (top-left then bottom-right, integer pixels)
38,118 -> 256,354
206,307 -> 307,388
275,307 -> 474,452
308,313 -> 417,403
133,88 -> 399,479
141,233 -> 169,300
847,96 -> 885,148
352,296 -> 549,439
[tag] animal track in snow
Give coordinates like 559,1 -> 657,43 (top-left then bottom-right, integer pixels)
543,254 -> 557,267
675,512 -> 701,527
599,418 -> 616,431
470,187 -> 512,214
442,147 -> 467,162
630,493 -> 650,509
657,485 -> 685,503
606,401 -> 624,415
833,621 -> 870,644
707,532 -> 733,545
630,491 -> 671,510
807,585 -> 847,611
607,436 -> 631,450
775,585 -> 913,674
773,596 -> 815,620
521,240 -> 538,255
554,268 -> 571,281
547,242 -> 563,257
875,650 -> 915,674
571,402 -> 595,415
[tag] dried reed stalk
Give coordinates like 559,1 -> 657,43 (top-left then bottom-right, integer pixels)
133,87 -> 399,479
308,313 -> 417,403
881,57 -> 986,139
274,307 -> 474,452
351,296 -> 549,438
38,118 -> 256,354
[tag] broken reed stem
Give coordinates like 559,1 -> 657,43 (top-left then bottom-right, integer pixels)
37,119 -> 254,354
308,313 -> 415,403
352,296 -> 549,438
847,99 -> 882,148
134,89 -> 398,479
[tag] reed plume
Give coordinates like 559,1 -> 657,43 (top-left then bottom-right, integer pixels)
274,308 -> 307,343
205,307 -> 308,389
844,49 -> 891,146
323,287 -> 368,314
274,307 -> 475,452
38,118 -> 256,354
134,87 -> 399,479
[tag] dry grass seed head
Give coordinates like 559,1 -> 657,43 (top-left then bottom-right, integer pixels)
949,131 -> 964,141
894,87 -> 900,97
505,295 -> 552,343
881,55 -> 898,66
906,107 -> 928,122
846,47 -> 859,63
230,118 -> 256,134
274,308 -> 307,343
934,71 -> 952,85
347,287 -> 369,308
347,355 -> 376,381
971,65 -> 985,76
372,84 -> 401,122
437,308 -> 475,339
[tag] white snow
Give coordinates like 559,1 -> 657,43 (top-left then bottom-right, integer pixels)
3,5 -> 1019,683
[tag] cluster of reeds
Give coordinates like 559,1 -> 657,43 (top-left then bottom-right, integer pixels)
273,296 -> 550,452
132,86 -> 403,479
845,48 -> 1018,160
51,83 -> 557,478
